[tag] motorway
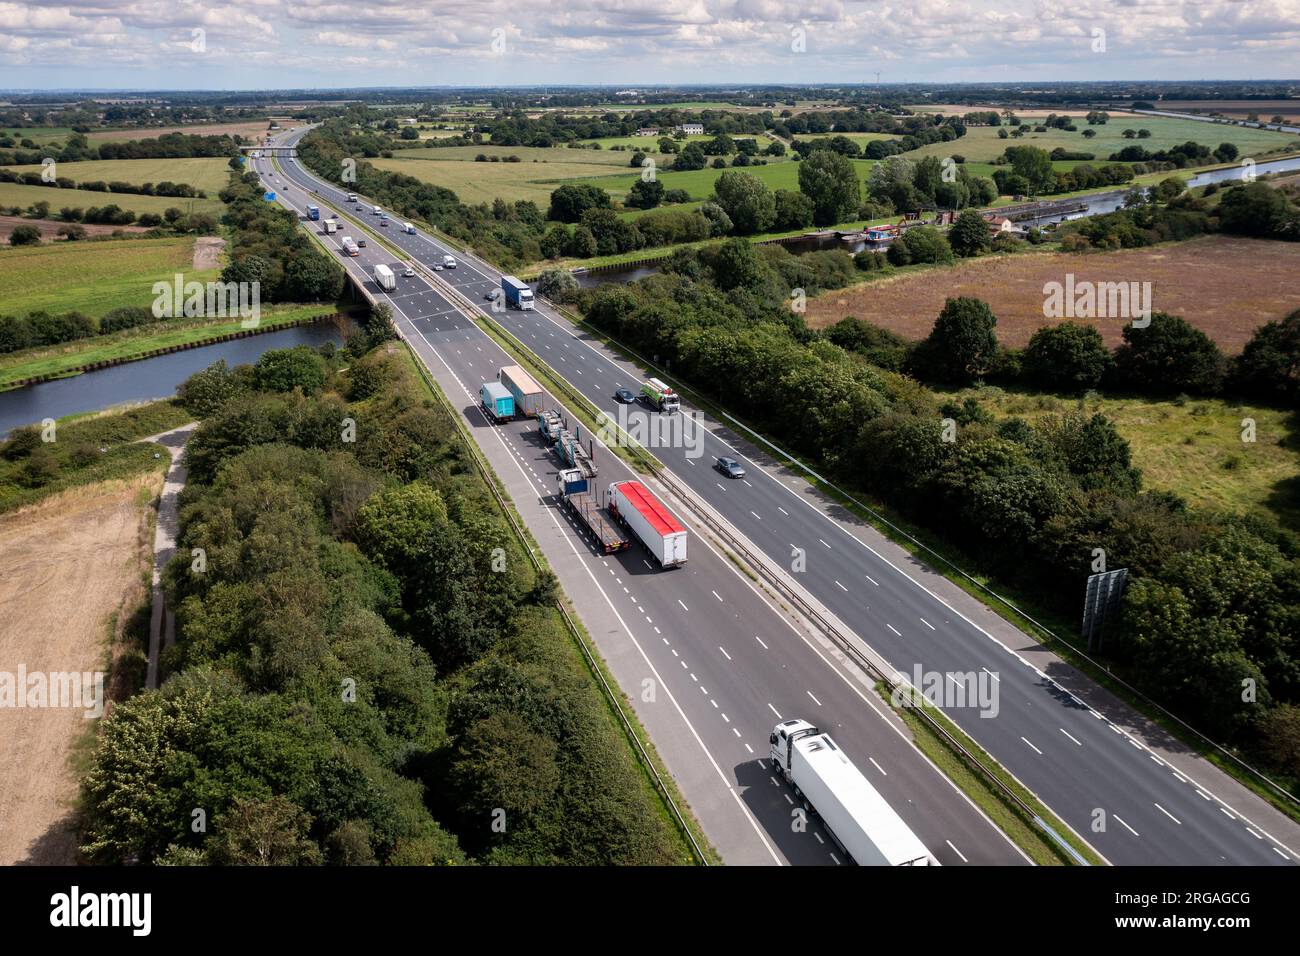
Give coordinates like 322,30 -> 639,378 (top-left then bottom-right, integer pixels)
252,142 -> 1028,866
261,129 -> 1300,865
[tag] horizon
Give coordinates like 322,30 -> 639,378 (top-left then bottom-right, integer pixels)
2,1 -> 1299,89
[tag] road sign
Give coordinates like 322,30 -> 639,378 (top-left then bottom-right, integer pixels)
1082,567 -> 1129,652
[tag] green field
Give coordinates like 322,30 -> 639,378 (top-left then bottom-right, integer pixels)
3,157 -> 231,194
0,127 -> 75,146
0,180 -> 223,218
370,147 -> 643,205
0,236 -> 219,317
793,132 -> 902,148
572,155 -> 853,204
907,114 -> 1298,163
957,387 -> 1300,529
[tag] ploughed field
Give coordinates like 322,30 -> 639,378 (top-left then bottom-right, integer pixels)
804,235 -> 1300,353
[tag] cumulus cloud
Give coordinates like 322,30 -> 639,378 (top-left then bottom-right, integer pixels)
0,0 -> 1296,82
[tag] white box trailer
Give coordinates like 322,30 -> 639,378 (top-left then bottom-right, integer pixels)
607,480 -> 687,568
498,365 -> 544,418
770,719 -> 936,866
374,264 -> 396,292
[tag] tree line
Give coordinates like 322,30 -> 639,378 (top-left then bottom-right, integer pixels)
77,337 -> 685,865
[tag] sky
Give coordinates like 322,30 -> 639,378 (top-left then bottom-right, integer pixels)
0,0 -> 1297,90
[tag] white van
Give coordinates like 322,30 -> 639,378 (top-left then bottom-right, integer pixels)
443,255 -> 457,269
404,222 -> 416,235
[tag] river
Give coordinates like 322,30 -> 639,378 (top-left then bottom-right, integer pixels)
575,154 -> 1300,287
0,322 -> 346,439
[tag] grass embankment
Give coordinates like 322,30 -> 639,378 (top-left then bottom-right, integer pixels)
954,387 -> 1300,531
0,235 -> 218,317
0,399 -> 190,514
394,343 -> 714,864
0,303 -> 346,390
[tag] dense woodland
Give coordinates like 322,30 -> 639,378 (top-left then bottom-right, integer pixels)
78,336 -> 685,865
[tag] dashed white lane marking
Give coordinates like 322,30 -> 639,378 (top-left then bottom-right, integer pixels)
719,646 -> 732,661
886,623 -> 902,636
711,590 -> 723,602
868,757 -> 886,776
946,840 -> 968,863
677,599 -> 689,612
865,574 -> 878,586
1021,736 -> 1043,755
1154,803 -> 1182,825
920,618 -> 936,630
768,703 -> 782,719
1060,728 -> 1083,747
754,635 -> 769,650
806,690 -> 822,707
835,580 -> 848,592
1115,815 -> 1139,837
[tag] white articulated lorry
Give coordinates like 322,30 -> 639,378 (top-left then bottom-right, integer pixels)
769,718 -> 937,866
373,264 -> 396,292
607,480 -> 687,568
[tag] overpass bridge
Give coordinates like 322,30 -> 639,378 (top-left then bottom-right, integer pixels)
240,144 -> 297,156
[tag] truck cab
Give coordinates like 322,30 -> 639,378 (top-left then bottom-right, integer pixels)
769,718 -> 818,777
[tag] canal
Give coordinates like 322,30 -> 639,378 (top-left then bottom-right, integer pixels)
0,321 -> 347,439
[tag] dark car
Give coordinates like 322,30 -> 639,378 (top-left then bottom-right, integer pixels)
715,456 -> 746,479
484,288 -> 501,301
614,388 -> 635,404
357,238 -> 367,248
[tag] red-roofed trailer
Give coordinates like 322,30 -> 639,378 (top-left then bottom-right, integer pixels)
608,480 -> 688,568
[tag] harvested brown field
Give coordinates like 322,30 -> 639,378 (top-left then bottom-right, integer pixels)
805,236 -> 1300,353
1156,100 -> 1300,124
0,474 -> 160,865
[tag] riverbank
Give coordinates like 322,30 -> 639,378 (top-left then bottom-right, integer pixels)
0,303 -> 353,391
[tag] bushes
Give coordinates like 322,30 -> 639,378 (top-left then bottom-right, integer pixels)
1023,322 -> 1114,392
1112,312 -> 1226,395
1229,309 -> 1300,406
886,226 -> 953,266
910,296 -> 1000,384
9,224 -> 41,245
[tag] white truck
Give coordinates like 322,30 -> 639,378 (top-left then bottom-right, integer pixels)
340,236 -> 359,257
769,719 -> 937,866
323,219 -> 339,234
347,192 -> 357,202
607,480 -> 687,568
442,254 -> 457,269
404,222 -> 417,235
373,264 -> 396,292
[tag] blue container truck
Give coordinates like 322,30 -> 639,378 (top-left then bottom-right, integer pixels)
479,382 -> 515,422
501,276 -> 534,310
307,205 -> 320,221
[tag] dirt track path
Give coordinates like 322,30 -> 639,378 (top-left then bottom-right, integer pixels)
0,474 -> 160,864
